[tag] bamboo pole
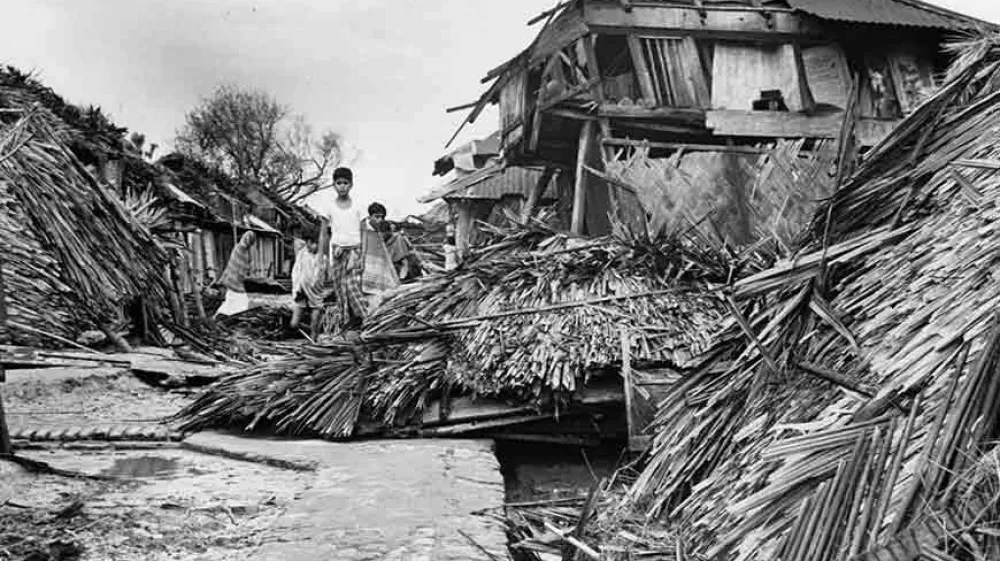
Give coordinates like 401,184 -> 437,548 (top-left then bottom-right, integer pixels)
0,253 -> 10,454
572,121 -> 594,234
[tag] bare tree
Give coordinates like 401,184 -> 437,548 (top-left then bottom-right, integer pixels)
176,85 -> 341,201
266,115 -> 342,203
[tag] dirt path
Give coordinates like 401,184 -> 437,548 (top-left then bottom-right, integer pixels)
1,363 -> 508,561
3,363 -> 188,439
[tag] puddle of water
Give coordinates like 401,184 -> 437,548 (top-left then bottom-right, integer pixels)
99,456 -> 180,478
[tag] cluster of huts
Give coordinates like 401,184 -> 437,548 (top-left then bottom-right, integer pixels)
0,67 -> 325,347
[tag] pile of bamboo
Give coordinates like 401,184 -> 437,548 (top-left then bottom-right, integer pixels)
0,91 -> 168,347
606,33 -> 1000,561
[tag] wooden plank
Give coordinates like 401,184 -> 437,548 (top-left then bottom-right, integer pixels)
421,397 -> 534,428
614,120 -> 709,135
792,42 -> 817,112
603,138 -> 766,153
585,1 -> 822,39
572,121 -> 595,234
596,103 -> 706,124
707,109 -> 843,137
681,36 -> 711,107
712,42 -> 809,112
626,34 -> 657,104
801,44 -> 850,109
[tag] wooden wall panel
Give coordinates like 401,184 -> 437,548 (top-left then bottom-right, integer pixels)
711,42 -> 810,112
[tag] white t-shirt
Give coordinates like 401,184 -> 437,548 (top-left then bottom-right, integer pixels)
322,198 -> 363,251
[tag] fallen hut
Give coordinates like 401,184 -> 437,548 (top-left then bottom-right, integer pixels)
0,91 -> 168,348
175,215 -> 738,440
592,33 -> 1000,561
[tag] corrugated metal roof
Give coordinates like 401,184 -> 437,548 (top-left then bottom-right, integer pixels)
786,0 -> 988,29
242,214 -> 281,234
420,163 -> 558,203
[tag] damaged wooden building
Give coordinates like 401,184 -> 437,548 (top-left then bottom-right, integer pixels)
422,131 -> 560,256
453,0 -> 990,241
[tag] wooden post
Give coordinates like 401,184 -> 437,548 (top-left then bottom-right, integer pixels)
189,233 -> 208,324
203,230 -> 218,282
572,121 -> 595,234
164,265 -> 184,325
521,167 -> 555,223
556,167 -> 575,231
166,262 -> 189,327
0,254 -> 12,454
619,327 -> 642,453
454,201 -> 475,257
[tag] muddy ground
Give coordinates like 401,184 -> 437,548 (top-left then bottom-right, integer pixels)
0,362 -> 311,561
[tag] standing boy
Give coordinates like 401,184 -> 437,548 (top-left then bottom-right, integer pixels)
289,230 -> 324,340
318,167 -> 366,332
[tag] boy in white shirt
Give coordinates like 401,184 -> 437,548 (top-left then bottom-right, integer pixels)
318,167 -> 367,333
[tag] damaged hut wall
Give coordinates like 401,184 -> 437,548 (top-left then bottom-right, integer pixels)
605,139 -> 837,247
171,228 -> 283,295
858,43 -> 940,120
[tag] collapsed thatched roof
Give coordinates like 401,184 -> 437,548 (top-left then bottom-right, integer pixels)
0,66 -> 126,160
618,33 -> 1000,560
176,217 -> 736,437
0,91 -> 168,346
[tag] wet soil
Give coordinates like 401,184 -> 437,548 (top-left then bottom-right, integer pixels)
1,448 -> 312,561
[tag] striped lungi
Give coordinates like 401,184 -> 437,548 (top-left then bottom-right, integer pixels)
325,246 -> 367,331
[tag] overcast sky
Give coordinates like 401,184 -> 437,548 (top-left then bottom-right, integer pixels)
1,1 -> 997,218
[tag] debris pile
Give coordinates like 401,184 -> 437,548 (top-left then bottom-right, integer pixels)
593,33 -> 1000,560
175,215 -> 744,438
